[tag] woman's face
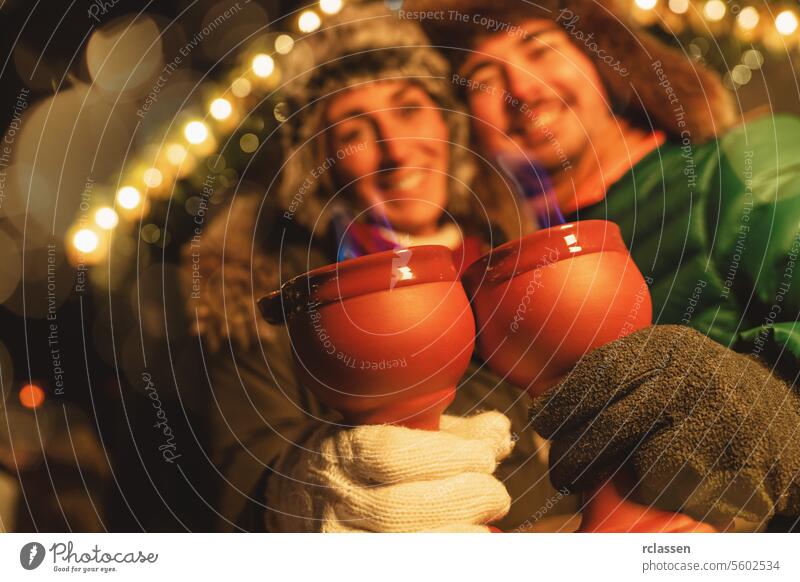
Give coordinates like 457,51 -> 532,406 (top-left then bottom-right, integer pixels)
326,80 -> 450,235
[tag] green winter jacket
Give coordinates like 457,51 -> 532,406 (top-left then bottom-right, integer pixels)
577,114 -> 800,368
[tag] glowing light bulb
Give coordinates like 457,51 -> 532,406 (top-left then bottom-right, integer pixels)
231,77 -> 252,97
252,53 -> 275,77
210,97 -> 233,120
668,0 -> 689,14
184,120 -> 209,144
703,0 -> 726,22
165,143 -> 188,165
94,207 -> 119,230
275,34 -> 294,54
116,186 -> 142,209
73,228 -> 99,253
635,0 -> 657,10
143,167 -> 163,188
775,10 -> 799,36
319,0 -> 343,15
298,10 -> 321,32
737,6 -> 760,30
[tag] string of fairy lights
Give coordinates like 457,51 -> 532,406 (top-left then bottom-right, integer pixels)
633,0 -> 799,41
64,0 -> 800,270
631,0 -> 800,89
65,0 -> 345,270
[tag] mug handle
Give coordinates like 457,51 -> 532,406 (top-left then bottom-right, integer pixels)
257,289 -> 285,325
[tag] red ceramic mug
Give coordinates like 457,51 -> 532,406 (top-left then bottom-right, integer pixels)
462,220 -> 715,532
258,245 -> 475,431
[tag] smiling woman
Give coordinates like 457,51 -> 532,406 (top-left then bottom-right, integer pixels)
325,80 -> 451,235
276,4 -> 477,239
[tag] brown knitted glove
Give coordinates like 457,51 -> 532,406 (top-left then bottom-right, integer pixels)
529,325 -> 800,525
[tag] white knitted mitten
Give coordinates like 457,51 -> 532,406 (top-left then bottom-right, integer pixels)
266,411 -> 514,532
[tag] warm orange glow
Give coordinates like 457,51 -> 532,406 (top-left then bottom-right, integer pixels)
19,384 -> 46,409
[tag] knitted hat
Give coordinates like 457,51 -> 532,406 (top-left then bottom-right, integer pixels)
402,0 -> 734,143
277,1 -> 475,235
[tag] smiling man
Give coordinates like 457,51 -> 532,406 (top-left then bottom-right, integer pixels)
437,2 -> 731,214
411,0 -> 800,529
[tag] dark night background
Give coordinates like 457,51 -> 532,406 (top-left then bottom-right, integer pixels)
0,0 -> 298,531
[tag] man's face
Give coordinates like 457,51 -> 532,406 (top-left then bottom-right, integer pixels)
325,80 -> 450,235
461,19 -> 611,170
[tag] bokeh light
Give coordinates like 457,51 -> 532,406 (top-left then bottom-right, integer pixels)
668,0 -> 689,14
231,77 -> 252,97
4,84 -> 137,245
184,120 -> 210,144
742,48 -> 764,69
209,97 -> 233,120
298,10 -> 322,33
19,384 -> 46,409
731,64 -> 752,85
85,16 -> 164,95
275,34 -> 294,54
252,53 -> 275,77
775,10 -> 799,36
94,207 -> 119,230
319,0 -> 343,15
274,102 -> 289,122
239,133 -> 259,153
635,0 -> 657,10
703,0 -> 726,22
737,6 -> 760,30
165,143 -> 188,165
73,229 -> 99,253
141,223 -> 161,244
143,167 -> 163,188
117,186 -> 142,209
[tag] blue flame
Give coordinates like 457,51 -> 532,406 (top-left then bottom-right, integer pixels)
330,203 -> 405,262
330,204 -> 363,262
367,201 -> 402,249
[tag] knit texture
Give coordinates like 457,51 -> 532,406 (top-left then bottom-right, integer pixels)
530,325 -> 800,525
265,411 -> 514,532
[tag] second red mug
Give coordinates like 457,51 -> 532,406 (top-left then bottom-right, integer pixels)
462,220 -> 715,532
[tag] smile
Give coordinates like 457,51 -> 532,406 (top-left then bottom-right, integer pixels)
527,101 -> 565,129
379,170 -> 425,192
